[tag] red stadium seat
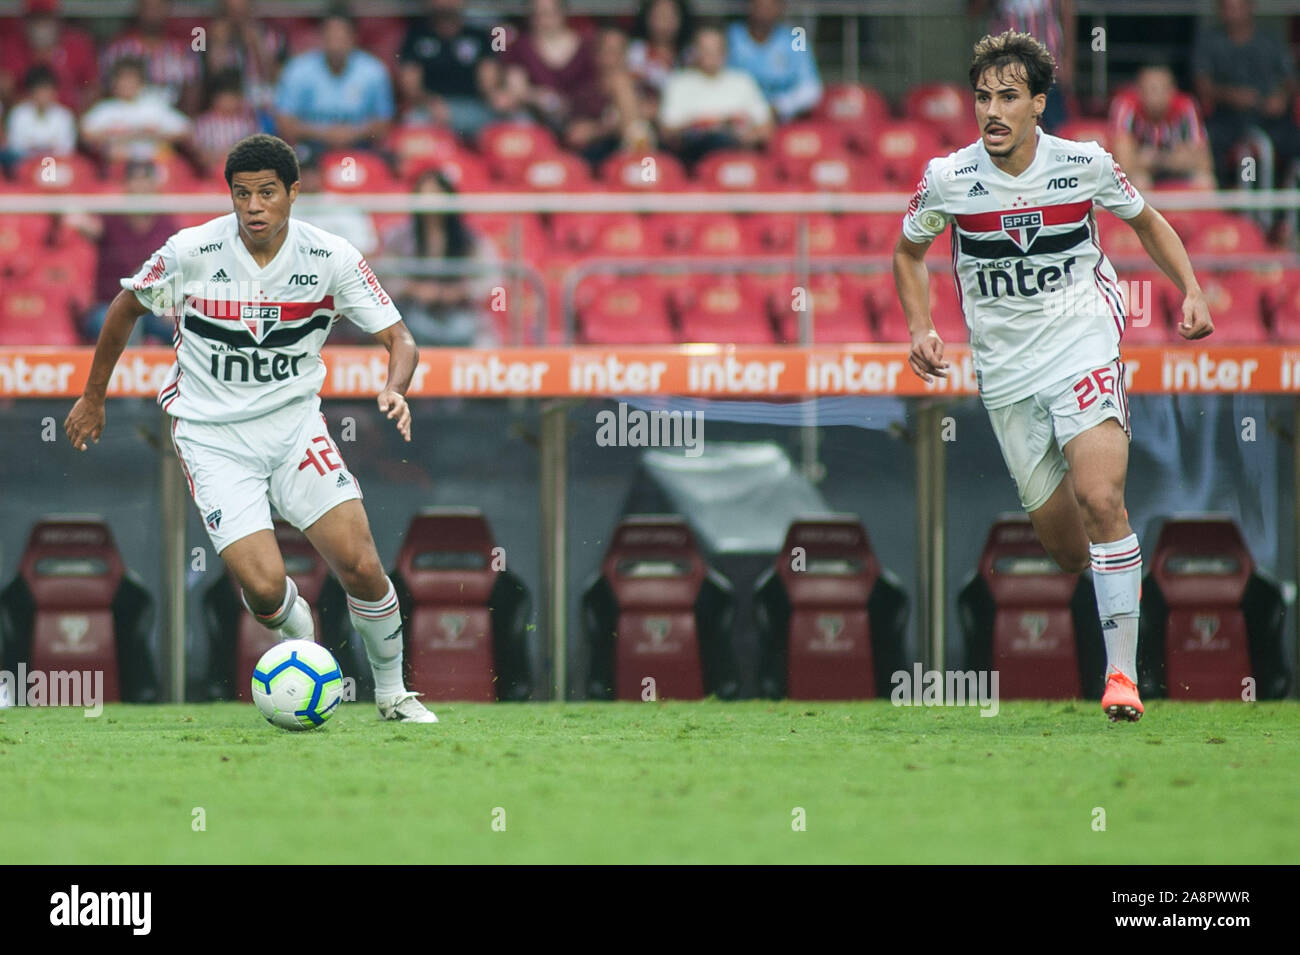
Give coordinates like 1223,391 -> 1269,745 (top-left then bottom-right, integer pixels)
674,213 -> 749,256
1057,118 -> 1110,149
1197,271 -> 1268,343
787,154 -> 865,192
461,212 -> 547,260
14,154 -> 101,191
775,275 -> 872,344
1259,264 -> 1298,340
814,83 -> 892,153
677,279 -> 774,343
580,279 -> 675,344
842,212 -> 901,254
411,149 -> 492,192
549,212 -> 605,254
0,281 -> 80,345
588,214 -> 664,257
388,125 -> 462,178
770,121 -> 850,182
0,215 -> 57,267
864,271 -> 965,343
870,120 -> 946,186
1114,271 -> 1174,343
693,150 -> 777,191
903,82 -> 978,148
478,122 -> 561,183
1095,213 -> 1148,266
1181,213 -> 1271,258
318,150 -> 400,193
511,153 -> 594,192
600,150 -> 689,191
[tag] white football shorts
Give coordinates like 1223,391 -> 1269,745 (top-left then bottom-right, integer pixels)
986,358 -> 1131,512
170,396 -> 362,553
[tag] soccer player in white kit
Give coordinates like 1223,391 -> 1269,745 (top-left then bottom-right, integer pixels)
894,33 -> 1215,721
64,134 -> 437,723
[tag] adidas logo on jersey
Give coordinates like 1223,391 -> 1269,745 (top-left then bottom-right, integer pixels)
967,182 -> 990,198
210,269 -> 231,283
335,473 -> 350,487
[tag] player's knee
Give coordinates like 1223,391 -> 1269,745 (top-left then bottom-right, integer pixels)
1051,546 -> 1091,575
1075,484 -> 1125,531
242,576 -> 288,613
336,550 -> 386,592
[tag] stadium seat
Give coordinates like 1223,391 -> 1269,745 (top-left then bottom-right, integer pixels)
770,121 -> 850,182
0,281 -> 80,345
388,125 -> 462,179
391,508 -> 532,702
408,149 -> 493,192
958,516 -> 1103,699
0,215 -> 56,267
869,120 -> 946,186
511,153 -> 595,192
753,516 -> 908,699
788,154 -> 866,192
693,150 -> 777,191
903,82 -> 978,148
774,274 -> 872,344
588,214 -> 665,257
478,122 -> 561,183
0,519 -> 158,704
318,150 -> 400,193
1181,212 -> 1270,258
582,516 -> 738,701
461,212 -> 548,260
549,212 -> 606,254
1141,518 -> 1289,700
1057,118 -> 1110,148
864,271 -> 966,343
14,153 -> 101,191
814,83 -> 892,153
580,279 -> 675,344
1196,271 -> 1269,343
676,279 -> 774,343
1261,266 -> 1300,340
843,212 -> 902,254
1115,271 -> 1174,343
600,150 -> 689,191
671,213 -> 750,256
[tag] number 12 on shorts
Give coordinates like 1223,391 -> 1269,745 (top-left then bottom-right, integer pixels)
1072,366 -> 1116,411
298,434 -> 343,475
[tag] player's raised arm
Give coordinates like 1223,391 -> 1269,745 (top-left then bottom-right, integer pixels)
371,321 -> 418,442
1121,204 -> 1214,341
64,289 -> 151,451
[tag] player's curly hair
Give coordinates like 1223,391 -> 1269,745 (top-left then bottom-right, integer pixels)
968,31 -> 1056,97
224,134 -> 300,191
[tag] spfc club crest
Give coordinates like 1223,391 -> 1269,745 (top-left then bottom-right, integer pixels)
1000,210 -> 1043,252
240,304 -> 282,342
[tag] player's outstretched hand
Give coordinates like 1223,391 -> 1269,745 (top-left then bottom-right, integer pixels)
378,390 -> 411,442
64,395 -> 105,451
908,329 -> 950,383
1177,291 -> 1214,341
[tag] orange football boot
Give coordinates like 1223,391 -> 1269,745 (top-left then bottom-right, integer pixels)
1101,670 -> 1144,722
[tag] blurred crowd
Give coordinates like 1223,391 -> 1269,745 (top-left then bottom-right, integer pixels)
0,0 -> 1298,348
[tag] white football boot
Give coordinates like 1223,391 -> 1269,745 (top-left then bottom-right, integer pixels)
377,691 -> 439,723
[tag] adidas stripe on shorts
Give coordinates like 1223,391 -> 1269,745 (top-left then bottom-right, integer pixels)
986,358 -> 1131,512
170,395 -> 362,553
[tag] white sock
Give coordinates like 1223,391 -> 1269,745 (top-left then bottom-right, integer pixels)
243,576 -> 314,641
1090,533 -> 1142,683
348,579 -> 406,700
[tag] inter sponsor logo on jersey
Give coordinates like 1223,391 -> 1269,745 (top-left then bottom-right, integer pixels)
1000,211 -> 1043,252
240,304 -> 282,342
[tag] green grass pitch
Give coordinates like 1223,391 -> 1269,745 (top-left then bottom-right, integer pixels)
2,700 -> 1297,864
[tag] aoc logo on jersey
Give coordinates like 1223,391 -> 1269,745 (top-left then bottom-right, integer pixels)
1000,211 -> 1043,252
240,304 -> 282,342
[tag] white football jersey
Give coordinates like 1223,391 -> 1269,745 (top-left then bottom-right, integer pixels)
124,213 -> 401,422
902,127 -> 1146,408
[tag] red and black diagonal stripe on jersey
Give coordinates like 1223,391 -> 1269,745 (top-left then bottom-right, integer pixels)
183,295 -> 336,348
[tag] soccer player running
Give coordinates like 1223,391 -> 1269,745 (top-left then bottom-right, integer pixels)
894,32 -> 1214,722
64,134 -> 437,723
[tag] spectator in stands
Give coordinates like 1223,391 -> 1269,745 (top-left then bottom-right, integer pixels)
292,153 -> 380,256
628,0 -> 696,98
193,69 -> 261,176
969,0 -> 1074,131
202,0 -> 288,122
80,58 -> 193,165
659,22 -> 773,166
4,65 -> 78,162
1109,62 -> 1215,191
274,10 -> 395,159
100,0 -> 202,115
398,0 -> 512,139
0,0 -> 99,114
501,0 -> 642,163
726,0 -> 822,123
74,160 -> 179,344
1193,0 -> 1300,192
378,169 -> 501,346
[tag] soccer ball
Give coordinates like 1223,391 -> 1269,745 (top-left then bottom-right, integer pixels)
251,640 -> 344,731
